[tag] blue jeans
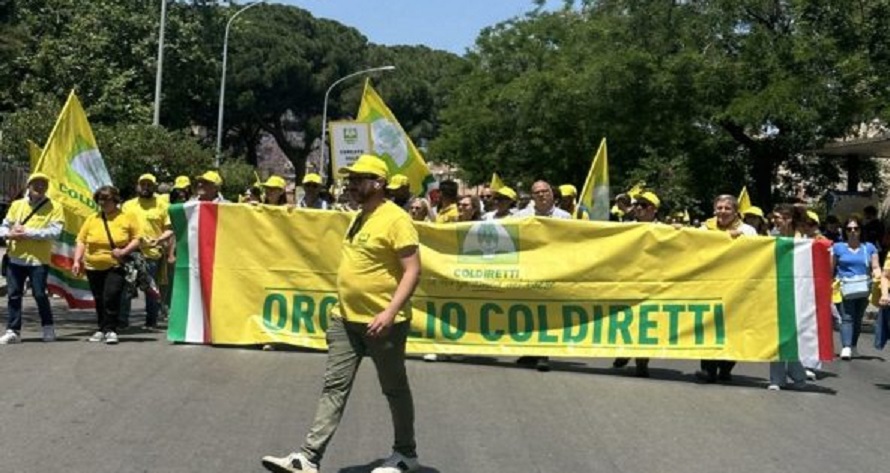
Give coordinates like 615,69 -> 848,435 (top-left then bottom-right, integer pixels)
119,258 -> 161,327
839,297 -> 869,348
5,262 -> 53,331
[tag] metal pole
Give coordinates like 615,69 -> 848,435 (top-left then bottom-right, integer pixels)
216,1 -> 264,167
320,65 -> 395,182
152,0 -> 167,126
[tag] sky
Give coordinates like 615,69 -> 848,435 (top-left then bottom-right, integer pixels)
278,0 -> 559,55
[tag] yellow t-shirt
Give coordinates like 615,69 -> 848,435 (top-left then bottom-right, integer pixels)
122,196 -> 170,260
77,211 -> 142,271
4,197 -> 63,265
333,200 -> 419,324
435,203 -> 459,224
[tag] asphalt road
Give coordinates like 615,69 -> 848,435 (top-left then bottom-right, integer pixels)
1,294 -> 889,473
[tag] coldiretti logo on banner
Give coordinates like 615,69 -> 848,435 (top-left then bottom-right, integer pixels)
169,203 -> 835,364
457,221 -> 520,264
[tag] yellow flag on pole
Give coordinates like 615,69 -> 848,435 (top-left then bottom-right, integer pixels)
738,186 -> 752,213
27,140 -> 43,172
33,91 -> 112,308
490,172 -> 505,191
578,138 -> 609,221
357,80 -> 435,196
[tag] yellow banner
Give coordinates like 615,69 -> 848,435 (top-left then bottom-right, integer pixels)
168,203 -> 834,362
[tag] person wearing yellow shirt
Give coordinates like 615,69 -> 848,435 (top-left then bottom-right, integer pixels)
263,154 -> 422,473
72,186 -> 142,345
121,174 -> 173,329
0,173 -> 63,345
434,179 -> 459,223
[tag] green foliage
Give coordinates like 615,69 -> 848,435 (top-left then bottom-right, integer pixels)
218,159 -> 258,201
431,0 -> 890,213
0,94 -> 59,166
94,124 -> 214,200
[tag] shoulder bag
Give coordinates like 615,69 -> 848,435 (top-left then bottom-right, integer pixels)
1,198 -> 50,275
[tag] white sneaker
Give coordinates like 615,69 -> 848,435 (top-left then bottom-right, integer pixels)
371,452 -> 420,473
805,369 -> 817,381
0,330 -> 20,345
422,354 -> 438,362
840,347 -> 852,360
261,451 -> 318,473
767,384 -> 781,391
105,332 -> 119,345
88,331 -> 105,343
42,326 -> 56,342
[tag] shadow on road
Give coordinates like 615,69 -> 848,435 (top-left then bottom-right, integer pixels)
337,460 -> 440,473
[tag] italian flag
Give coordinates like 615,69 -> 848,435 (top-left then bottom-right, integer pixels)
167,202 -> 217,344
775,237 -> 834,364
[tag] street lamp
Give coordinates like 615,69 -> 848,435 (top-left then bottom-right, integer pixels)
152,0 -> 168,126
216,1 -> 265,167
320,65 -> 396,181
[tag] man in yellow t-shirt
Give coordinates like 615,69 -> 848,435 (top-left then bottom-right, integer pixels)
0,173 -> 63,344
434,179 -> 459,223
121,174 -> 172,328
262,154 -> 422,473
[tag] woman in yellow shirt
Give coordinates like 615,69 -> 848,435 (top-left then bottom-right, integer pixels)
72,186 -> 141,345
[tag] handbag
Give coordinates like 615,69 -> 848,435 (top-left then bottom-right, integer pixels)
840,245 -> 872,300
100,212 -> 159,300
2,197 -> 50,275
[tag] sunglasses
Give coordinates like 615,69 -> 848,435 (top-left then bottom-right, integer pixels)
846,226 -> 860,231
633,201 -> 652,208
345,174 -> 378,183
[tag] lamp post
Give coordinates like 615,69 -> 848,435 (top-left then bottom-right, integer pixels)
320,65 -> 395,182
152,0 -> 167,126
216,1 -> 265,167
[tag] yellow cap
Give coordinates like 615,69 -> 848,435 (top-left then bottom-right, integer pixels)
637,191 -> 660,209
558,184 -> 577,197
196,170 -> 223,186
338,154 -> 388,179
262,175 -> 286,189
27,172 -> 50,184
806,210 -> 820,225
386,174 -> 410,190
743,206 -> 764,218
302,173 -> 322,185
138,173 -> 157,184
173,176 -> 191,189
495,186 -> 518,201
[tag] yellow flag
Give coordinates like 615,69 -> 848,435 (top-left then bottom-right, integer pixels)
738,186 -> 752,213
27,140 -> 43,172
490,172 -> 505,191
578,138 -> 609,221
34,90 -> 112,309
357,80 -> 434,196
